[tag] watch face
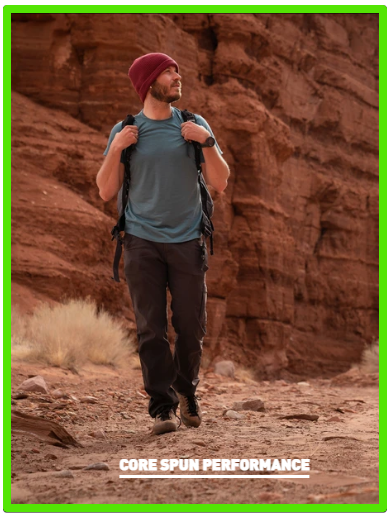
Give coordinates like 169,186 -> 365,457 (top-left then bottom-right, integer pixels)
206,137 -> 215,147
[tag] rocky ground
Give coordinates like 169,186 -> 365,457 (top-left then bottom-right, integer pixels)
10,358 -> 379,506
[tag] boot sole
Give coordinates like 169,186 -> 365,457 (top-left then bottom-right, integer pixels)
152,421 -> 177,435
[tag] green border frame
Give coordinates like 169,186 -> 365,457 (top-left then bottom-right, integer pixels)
5,5 -> 386,513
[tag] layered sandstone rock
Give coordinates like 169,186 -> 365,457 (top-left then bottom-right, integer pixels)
11,92 -> 132,319
11,13 -> 379,377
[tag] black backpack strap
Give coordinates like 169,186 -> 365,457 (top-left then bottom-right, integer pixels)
181,109 -> 214,256
181,109 -> 202,172
111,114 -> 135,282
112,239 -> 123,282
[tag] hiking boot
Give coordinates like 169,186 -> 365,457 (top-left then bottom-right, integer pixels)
176,393 -> 202,428
152,408 -> 177,435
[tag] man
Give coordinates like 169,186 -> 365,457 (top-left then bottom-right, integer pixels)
96,53 -> 230,435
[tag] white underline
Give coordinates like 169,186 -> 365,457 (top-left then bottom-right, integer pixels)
119,475 -> 310,479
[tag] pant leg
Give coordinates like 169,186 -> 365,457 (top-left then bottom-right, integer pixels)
167,237 -> 208,396
123,233 -> 178,417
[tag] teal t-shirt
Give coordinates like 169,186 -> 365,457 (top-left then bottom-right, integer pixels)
103,107 -> 222,243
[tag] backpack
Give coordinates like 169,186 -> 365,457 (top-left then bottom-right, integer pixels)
110,109 -> 215,282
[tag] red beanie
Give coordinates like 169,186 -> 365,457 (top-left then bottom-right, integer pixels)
128,53 -> 179,103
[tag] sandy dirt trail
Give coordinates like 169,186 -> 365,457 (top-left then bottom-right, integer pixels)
11,360 -> 379,505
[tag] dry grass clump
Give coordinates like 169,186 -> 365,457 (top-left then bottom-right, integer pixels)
359,339 -> 379,373
234,365 -> 259,384
11,299 -> 133,369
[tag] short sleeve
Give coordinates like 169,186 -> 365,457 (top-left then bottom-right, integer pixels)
103,122 -> 126,164
194,115 -> 223,164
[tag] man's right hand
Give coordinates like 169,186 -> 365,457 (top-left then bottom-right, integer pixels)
112,125 -> 139,151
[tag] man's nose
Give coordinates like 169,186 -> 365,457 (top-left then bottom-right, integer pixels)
175,72 -> 182,80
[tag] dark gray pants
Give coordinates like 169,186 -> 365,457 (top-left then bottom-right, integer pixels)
123,233 -> 208,418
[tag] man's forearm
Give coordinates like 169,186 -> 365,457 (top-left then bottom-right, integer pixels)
96,145 -> 124,202
202,146 -> 230,193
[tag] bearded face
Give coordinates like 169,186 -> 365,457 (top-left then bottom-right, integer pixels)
150,79 -> 182,103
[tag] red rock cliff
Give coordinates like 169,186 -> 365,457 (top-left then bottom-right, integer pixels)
11,13 -> 379,377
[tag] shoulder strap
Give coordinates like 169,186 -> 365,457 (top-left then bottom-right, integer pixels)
180,109 -> 215,256
120,114 -> 135,218
180,109 -> 202,172
111,114 -> 135,282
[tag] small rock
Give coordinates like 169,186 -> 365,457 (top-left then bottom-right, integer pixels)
120,413 -> 132,420
45,453 -> 58,460
297,382 -> 310,387
232,398 -> 265,412
323,435 -> 360,442
308,494 -> 324,503
12,392 -> 29,400
52,389 -> 67,399
258,492 -> 282,502
280,414 -> 319,421
80,396 -> 98,404
224,410 -> 244,420
88,430 -> 106,439
31,448 -> 40,454
18,376 -> 49,394
83,462 -> 109,471
192,440 -> 206,447
326,416 -> 343,422
242,398 -> 265,412
54,470 -> 74,478
214,360 -> 235,378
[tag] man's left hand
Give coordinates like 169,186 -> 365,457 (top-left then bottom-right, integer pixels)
181,122 -> 210,144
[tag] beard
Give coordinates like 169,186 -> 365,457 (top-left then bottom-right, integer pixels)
150,81 -> 181,103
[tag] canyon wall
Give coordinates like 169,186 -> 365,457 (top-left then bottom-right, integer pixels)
11,13 -> 379,377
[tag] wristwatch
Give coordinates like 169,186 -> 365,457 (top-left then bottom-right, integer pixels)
200,136 -> 215,148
